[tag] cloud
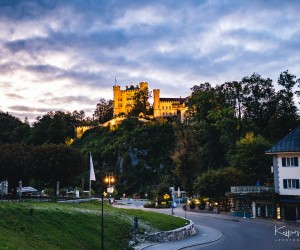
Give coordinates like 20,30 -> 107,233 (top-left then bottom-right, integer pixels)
39,95 -> 96,106
0,0 -> 300,123
8,105 -> 51,112
6,93 -> 24,99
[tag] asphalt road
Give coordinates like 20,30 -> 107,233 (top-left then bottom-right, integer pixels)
170,206 -> 300,250
117,200 -> 300,250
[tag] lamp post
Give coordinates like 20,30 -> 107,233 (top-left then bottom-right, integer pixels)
101,192 -> 105,250
105,172 -> 115,194
101,172 -> 115,250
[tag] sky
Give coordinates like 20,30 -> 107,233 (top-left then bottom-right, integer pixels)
1,0 -> 300,123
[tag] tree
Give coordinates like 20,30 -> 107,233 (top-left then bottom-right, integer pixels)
215,81 -> 243,131
171,119 -> 200,195
28,114 -> 52,145
129,84 -> 150,117
194,167 -> 245,199
31,144 -> 85,186
0,112 -> 30,144
72,110 -> 86,125
28,111 -> 77,145
0,143 -> 85,188
0,143 -> 32,187
47,112 -> 68,144
228,132 -> 272,185
269,70 -> 299,142
188,83 -> 239,170
240,73 -> 276,137
206,107 -> 239,165
189,83 -> 217,121
93,99 -> 113,124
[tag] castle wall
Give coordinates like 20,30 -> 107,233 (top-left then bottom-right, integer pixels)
75,126 -> 94,139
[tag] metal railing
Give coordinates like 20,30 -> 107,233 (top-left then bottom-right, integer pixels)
231,186 -> 274,194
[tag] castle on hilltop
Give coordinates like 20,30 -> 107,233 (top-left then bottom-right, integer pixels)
75,82 -> 189,139
113,82 -> 188,120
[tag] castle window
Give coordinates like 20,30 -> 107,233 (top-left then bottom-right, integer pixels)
162,106 -> 164,109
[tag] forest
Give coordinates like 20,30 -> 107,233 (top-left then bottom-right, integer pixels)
0,70 -> 300,200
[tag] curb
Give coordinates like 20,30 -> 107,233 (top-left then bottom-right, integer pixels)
137,225 -> 223,250
178,226 -> 223,249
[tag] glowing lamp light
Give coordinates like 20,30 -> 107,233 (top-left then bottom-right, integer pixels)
277,207 -> 281,220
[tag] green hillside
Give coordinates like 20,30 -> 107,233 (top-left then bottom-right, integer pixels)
0,201 -> 187,250
72,118 -> 177,197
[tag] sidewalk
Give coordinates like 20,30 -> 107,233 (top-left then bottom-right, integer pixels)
137,225 -> 222,250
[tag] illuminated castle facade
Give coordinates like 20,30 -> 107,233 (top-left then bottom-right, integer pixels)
113,82 -> 188,120
113,82 -> 149,116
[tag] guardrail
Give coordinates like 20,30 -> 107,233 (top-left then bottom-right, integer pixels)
231,186 -> 274,193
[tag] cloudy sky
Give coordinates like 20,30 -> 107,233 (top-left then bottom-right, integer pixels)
1,0 -> 300,123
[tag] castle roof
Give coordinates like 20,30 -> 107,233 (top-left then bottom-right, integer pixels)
160,97 -> 188,104
126,84 -> 139,90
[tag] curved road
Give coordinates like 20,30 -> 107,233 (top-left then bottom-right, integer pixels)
162,206 -> 300,250
116,200 -> 300,250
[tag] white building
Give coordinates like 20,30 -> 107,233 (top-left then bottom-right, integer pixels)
266,126 -> 300,221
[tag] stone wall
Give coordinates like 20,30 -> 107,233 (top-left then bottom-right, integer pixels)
145,220 -> 195,243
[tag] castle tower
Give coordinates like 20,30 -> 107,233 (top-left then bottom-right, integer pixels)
113,85 -> 121,117
140,82 -> 148,89
153,89 -> 160,117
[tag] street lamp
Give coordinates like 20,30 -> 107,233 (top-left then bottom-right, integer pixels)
105,172 -> 115,194
101,172 -> 115,250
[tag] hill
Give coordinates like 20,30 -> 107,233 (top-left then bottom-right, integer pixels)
72,117 -> 177,197
0,200 -> 187,249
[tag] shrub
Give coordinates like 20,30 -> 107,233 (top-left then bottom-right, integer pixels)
189,201 -> 196,209
43,188 -> 54,196
143,202 -> 155,208
198,200 -> 206,210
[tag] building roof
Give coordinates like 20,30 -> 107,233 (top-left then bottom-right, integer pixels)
266,125 -> 300,154
160,97 -> 188,103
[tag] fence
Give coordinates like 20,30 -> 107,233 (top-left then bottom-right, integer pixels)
231,186 -> 274,194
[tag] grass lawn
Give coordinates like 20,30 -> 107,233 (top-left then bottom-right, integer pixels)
0,200 -> 188,250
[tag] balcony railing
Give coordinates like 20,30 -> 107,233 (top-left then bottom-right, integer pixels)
231,186 -> 274,194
